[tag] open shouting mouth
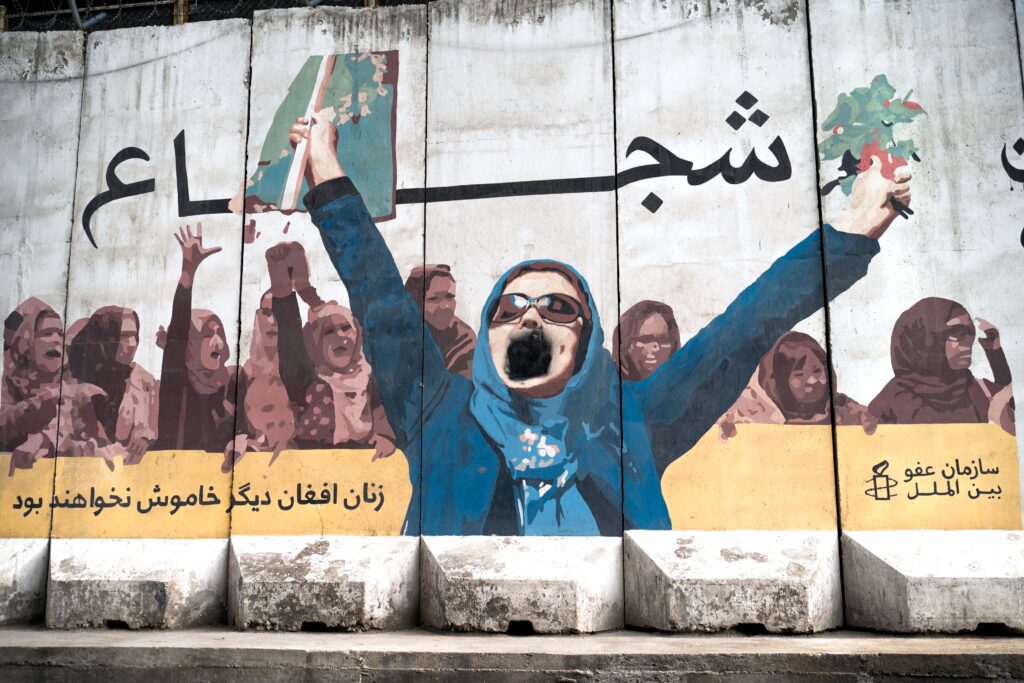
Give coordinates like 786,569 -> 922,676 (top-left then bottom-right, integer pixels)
505,330 -> 552,381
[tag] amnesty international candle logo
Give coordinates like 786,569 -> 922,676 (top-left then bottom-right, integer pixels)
864,460 -> 898,501
841,424 -> 1021,531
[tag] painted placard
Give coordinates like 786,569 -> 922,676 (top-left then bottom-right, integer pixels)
1,32 -> 85,538
231,6 -> 426,536
51,21 -> 251,539
809,0 -> 1023,529
614,0 -> 838,531
420,0 -> 621,536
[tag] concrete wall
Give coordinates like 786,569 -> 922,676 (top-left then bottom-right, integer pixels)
614,0 -> 835,532
1,0 -> 1021,553
0,30 -> 84,623
810,0 -> 1024,530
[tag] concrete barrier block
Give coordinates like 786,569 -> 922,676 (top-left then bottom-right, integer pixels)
46,539 -> 227,629
624,530 -> 842,633
229,536 -> 418,631
843,530 -> 1024,633
0,538 -> 49,624
420,536 -> 623,633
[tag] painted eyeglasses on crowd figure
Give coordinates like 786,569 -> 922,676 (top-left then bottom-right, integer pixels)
490,293 -> 584,325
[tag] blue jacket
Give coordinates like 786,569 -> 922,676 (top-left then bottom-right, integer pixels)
306,178 -> 879,535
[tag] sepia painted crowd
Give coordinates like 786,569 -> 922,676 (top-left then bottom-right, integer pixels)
2,238 -> 1014,476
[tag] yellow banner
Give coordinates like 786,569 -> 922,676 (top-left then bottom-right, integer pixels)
41,449 -> 412,538
229,449 -> 411,536
0,454 -> 55,538
838,423 -> 1021,530
50,451 -> 231,539
661,424 -> 837,531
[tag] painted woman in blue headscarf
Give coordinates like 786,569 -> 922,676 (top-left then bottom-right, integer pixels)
290,116 -> 911,536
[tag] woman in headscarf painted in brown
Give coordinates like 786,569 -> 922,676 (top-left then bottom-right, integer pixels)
870,297 -> 1013,429
264,241 -> 395,458
154,224 -> 237,452
234,291 -> 296,460
2,299 -> 65,453
613,300 -> 680,382
67,306 -> 158,464
719,332 -> 875,438
2,299 -> 113,472
404,264 -> 477,379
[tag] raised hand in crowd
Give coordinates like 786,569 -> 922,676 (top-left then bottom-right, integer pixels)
175,223 -> 222,288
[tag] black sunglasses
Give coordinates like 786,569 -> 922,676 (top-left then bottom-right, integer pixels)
490,292 -> 584,325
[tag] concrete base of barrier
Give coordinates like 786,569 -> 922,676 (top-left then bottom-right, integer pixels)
2,626 -> 1022,680
228,535 -> 418,631
46,538 -> 227,629
843,530 -> 1024,633
0,538 -> 48,624
420,535 -> 623,633
624,530 -> 842,633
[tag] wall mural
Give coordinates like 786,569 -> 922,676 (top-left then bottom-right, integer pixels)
1,2 -> 1020,542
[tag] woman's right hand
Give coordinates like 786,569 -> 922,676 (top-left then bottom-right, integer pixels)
288,112 -> 344,187
265,242 -> 296,298
222,433 -> 249,473
175,223 -> 222,288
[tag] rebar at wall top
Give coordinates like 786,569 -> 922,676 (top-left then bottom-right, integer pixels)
6,1 -> 174,20
67,0 -> 110,29
6,0 -> 387,22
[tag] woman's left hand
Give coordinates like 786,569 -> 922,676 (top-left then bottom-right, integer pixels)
976,317 -> 1001,350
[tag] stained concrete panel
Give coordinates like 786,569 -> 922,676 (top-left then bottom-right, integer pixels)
613,0 -> 834,531
47,20 -> 251,628
229,5 -> 427,631
0,30 -> 85,624
420,535 -> 623,633
809,0 -> 1024,531
843,530 -> 1024,633
233,5 -> 427,539
422,0 -> 621,536
624,530 -> 841,633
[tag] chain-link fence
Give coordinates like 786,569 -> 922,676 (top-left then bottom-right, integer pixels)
2,0 -> 428,32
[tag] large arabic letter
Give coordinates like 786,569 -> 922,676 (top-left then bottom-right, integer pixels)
1002,142 -> 1024,183
687,150 -> 728,186
749,137 -> 792,183
615,136 -> 693,189
174,130 -> 232,217
81,147 -> 155,249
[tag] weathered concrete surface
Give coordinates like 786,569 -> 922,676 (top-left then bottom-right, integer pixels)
46,539 -> 227,629
229,536 -> 417,631
810,0 -> 1024,534
420,536 -> 622,633
843,530 -> 1024,633
625,531 -> 841,633
1,627 -> 1023,682
68,19 -> 250,384
0,30 -> 84,315
0,31 -> 84,625
0,539 -> 49,625
243,4 -> 427,345
426,0 -> 619,340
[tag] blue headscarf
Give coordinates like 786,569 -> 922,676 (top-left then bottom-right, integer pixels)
469,260 -> 625,535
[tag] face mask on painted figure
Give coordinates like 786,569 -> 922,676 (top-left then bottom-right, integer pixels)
488,270 -> 585,399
